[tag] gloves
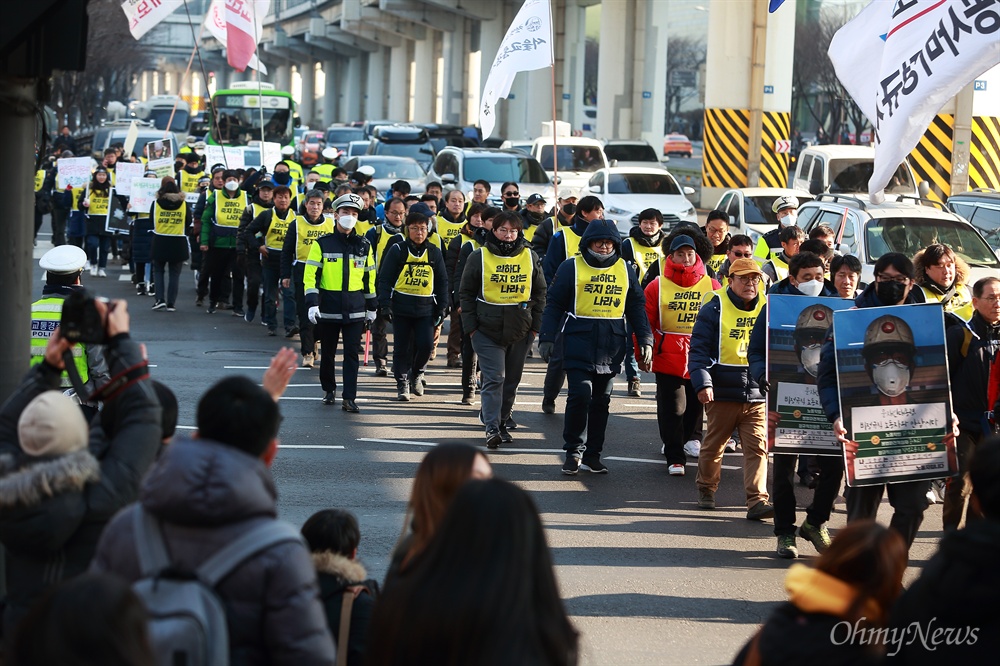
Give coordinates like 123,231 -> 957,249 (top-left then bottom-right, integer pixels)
365,310 -> 377,324
538,341 -> 553,362
308,306 -> 320,324
640,345 -> 653,370
433,311 -> 446,327
758,377 -> 770,394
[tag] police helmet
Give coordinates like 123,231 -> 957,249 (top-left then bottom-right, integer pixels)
321,147 -> 337,161
333,193 -> 364,212
39,245 -> 87,275
772,196 -> 799,214
280,145 -> 295,157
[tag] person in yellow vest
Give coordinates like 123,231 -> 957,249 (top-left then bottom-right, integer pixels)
148,177 -> 192,312
519,193 -> 547,242
460,211 -> 547,447
33,154 -> 54,245
912,243 -> 974,321
621,208 -> 667,397
304,193 -> 377,413
462,179 -> 491,218
282,190 -> 335,366
703,210 -> 731,276
280,145 -> 304,187
436,189 -> 466,248
311,149 -> 338,183
244,185 -> 297,336
641,234 -> 721,476
78,167 -> 114,278
235,179 -> 276,320
377,210 -> 448,401
444,202 -> 488,375
30,245 -> 109,401
688,257 -> 772,519
762,225 -> 804,284
365,197 -> 408,375
754,195 -> 799,263
200,170 -> 248,314
530,189 -> 578,262
175,152 -> 205,206
538,220 -> 653,475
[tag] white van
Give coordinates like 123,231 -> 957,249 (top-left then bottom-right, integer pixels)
792,145 -> 923,198
530,136 -> 609,193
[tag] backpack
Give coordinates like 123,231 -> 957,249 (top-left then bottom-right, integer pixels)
130,507 -> 303,666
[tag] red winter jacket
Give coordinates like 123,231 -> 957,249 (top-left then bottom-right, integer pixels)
639,254 -> 720,378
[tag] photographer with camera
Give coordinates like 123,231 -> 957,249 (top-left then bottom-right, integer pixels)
0,297 -> 162,636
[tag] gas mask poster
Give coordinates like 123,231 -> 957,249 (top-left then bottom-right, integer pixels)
832,303 -> 957,487
766,295 -> 854,456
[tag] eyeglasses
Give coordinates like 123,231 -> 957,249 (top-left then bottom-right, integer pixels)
730,250 -> 753,259
731,274 -> 760,284
408,225 -> 429,233
590,239 -> 615,248
494,227 -> 518,238
386,209 -> 404,216
503,190 -> 519,197
876,273 -> 910,284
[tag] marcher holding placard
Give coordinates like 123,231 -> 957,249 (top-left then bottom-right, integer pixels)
149,177 -> 191,312
78,167 -> 114,278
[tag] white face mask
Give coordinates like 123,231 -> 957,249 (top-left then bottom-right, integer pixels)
338,214 -> 358,231
224,180 -> 239,192
872,360 -> 910,397
780,212 -> 797,227
797,279 -> 824,297
800,344 -> 822,377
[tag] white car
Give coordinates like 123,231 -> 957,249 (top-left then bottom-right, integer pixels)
531,136 -> 609,194
714,187 -> 814,245
427,147 -> 555,208
585,167 -> 697,234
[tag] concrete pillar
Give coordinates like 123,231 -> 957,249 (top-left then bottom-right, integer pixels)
562,0 -> 586,131
478,14 -> 505,134
387,43 -> 409,120
440,19 -> 466,126
299,61 -> 315,127
365,47 -> 387,120
275,64 -> 291,93
412,33 -> 435,123
635,0 -> 668,148
343,56 -> 362,123
596,0 -> 633,139
322,59 -> 338,126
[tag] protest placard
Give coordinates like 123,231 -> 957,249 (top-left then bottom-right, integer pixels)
105,190 -> 130,234
114,162 -> 145,197
128,179 -> 160,213
832,303 -> 957,487
204,145 -> 244,170
148,157 -> 174,178
767,294 -> 854,456
56,157 -> 93,189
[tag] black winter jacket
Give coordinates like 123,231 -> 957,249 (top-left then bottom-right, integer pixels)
91,437 -> 336,666
947,311 -> 1000,432
542,214 -> 590,285
459,235 -> 546,347
377,238 -> 448,319
313,552 -> 379,666
452,227 -> 491,308
529,213 -> 572,261
688,288 -> 765,402
149,192 -> 192,264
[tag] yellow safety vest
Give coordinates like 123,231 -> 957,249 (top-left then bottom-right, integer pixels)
480,246 -> 534,305
659,274 -> 714,335
554,215 -> 573,231
427,232 -> 446,253
311,163 -> 335,183
264,208 -> 295,250
767,254 -> 789,281
250,202 -> 269,221
214,191 -> 247,229
153,202 -> 186,236
286,161 -> 304,186
179,170 -> 204,202
921,284 -> 974,321
355,218 -> 374,239
34,170 -> 45,192
522,223 -> 538,242
393,248 -> 435,298
374,225 -> 403,271
560,227 -> 583,258
435,215 -> 465,247
717,291 -> 766,366
462,235 -> 482,252
626,239 -> 665,278
707,254 -> 726,274
30,297 -> 88,388
572,255 -> 629,319
88,189 -> 110,217
295,215 -> 335,262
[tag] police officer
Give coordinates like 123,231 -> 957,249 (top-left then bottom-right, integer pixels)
304,193 -> 377,412
365,196 -> 408,376
754,195 -> 799,262
539,220 -> 653,475
311,148 -> 338,183
377,210 -> 448,401
280,145 -> 304,188
761,225 -> 804,284
31,245 -> 109,404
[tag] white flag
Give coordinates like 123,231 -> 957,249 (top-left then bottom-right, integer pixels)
829,0 -> 1000,203
205,0 -> 269,75
479,0 -> 554,140
121,0 -> 174,40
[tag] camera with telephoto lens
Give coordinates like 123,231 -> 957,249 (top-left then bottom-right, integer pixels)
60,289 -> 113,345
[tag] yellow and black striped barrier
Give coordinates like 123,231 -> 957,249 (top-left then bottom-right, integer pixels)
910,114 -> 999,200
971,116 -> 1000,191
702,107 -> 791,189
760,111 -> 791,189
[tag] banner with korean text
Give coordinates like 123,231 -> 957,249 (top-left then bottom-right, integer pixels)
122,0 -> 173,40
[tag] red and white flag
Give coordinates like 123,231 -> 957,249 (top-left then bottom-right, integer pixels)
121,0 -> 173,40
205,0 -> 269,74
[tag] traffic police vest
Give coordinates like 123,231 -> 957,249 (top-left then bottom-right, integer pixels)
921,284 -> 974,321
264,208 -> 295,251
715,291 -> 766,366
658,274 -> 714,335
767,254 -> 789,281
214,191 -> 247,234
34,170 -> 45,192
179,170 -> 204,203
435,215 -> 464,247
571,255 -> 629,319
88,188 -> 110,217
30,297 -> 88,388
295,215 -> 335,262
153,202 -> 186,237
560,227 -> 583,258
625,238 -> 664,278
286,161 -> 304,186
393,248 -> 435,298
479,247 -> 533,305
707,253 -> 726,274
311,163 -> 334,183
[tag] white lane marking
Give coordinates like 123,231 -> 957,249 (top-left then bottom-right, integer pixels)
279,396 -> 374,402
119,275 -> 131,281
604,456 -> 741,471
176,425 -> 196,430
280,445 -> 345,450
224,366 -> 312,370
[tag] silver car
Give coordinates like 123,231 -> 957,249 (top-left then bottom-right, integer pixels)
340,155 -> 428,195
427,147 -> 555,208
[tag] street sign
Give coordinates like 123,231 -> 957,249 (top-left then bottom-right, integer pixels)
562,93 -> 571,100
642,91 -> 652,99
764,85 -> 774,94
669,70 -> 697,88
774,140 -> 791,153
974,79 -> 987,91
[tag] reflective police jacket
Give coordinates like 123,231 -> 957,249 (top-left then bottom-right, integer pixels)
29,285 -> 109,394
303,229 -> 377,321
376,238 -> 448,319
687,287 -> 766,403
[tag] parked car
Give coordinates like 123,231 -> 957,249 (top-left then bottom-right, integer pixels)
663,133 -> 693,158
714,187 -> 814,244
427,147 -> 554,208
341,140 -> 370,163
946,189 -> 1000,250
418,123 -> 479,152
797,193 -> 1000,283
603,139 -> 667,169
324,125 -> 366,154
366,124 -> 436,169
531,136 -> 609,193
585,166 -> 697,234
92,120 -> 178,162
362,119 -> 399,138
498,139 -> 533,155
340,156 -> 428,195
792,145 -> 923,197
298,130 -> 325,167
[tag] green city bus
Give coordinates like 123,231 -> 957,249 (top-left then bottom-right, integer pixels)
206,81 -> 297,147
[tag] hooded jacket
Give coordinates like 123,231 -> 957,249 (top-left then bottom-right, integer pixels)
313,552 -> 379,666
149,191 -> 192,264
641,254 -> 720,377
91,437 -> 336,666
452,226 -> 491,308
377,236 -> 448,319
539,220 -> 653,374
459,233 -> 546,347
622,225 -> 665,276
